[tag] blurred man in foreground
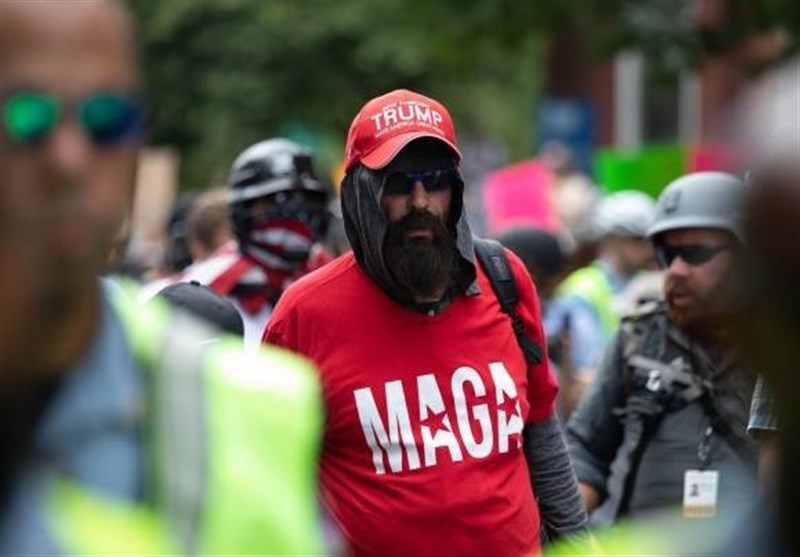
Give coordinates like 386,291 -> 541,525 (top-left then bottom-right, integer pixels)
725,56 -> 799,557
0,1 -> 322,554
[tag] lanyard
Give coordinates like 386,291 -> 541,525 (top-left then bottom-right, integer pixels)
697,425 -> 713,470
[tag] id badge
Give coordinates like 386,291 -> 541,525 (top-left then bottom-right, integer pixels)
683,469 -> 719,518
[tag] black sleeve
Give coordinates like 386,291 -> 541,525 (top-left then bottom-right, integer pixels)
565,329 -> 627,501
524,414 -> 589,542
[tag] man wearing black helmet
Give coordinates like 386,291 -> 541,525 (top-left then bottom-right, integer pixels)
566,171 -> 759,525
162,138 -> 331,347
265,89 -> 589,557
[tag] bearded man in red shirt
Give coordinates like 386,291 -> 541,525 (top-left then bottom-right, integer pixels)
265,89 -> 588,556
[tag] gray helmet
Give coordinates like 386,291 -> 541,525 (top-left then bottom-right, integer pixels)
647,171 -> 747,242
593,190 -> 656,238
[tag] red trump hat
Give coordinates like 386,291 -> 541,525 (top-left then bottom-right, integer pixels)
343,89 -> 462,171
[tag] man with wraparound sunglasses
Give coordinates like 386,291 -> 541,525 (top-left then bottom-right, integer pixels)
0,1 -> 324,555
264,89 -> 589,557
566,171 -> 759,526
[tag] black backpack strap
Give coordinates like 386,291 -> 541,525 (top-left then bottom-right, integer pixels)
699,391 -> 758,470
606,317 -> 670,519
474,237 -> 543,365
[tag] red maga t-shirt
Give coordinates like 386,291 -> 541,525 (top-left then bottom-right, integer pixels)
265,251 -> 557,557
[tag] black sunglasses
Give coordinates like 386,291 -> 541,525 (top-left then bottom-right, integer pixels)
2,91 -> 146,146
655,243 -> 732,268
382,169 -> 458,196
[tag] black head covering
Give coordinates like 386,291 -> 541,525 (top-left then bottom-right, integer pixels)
340,138 -> 477,310
496,227 -> 565,280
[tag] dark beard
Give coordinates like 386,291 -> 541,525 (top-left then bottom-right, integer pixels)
384,210 -> 458,300
665,273 -> 741,344
669,307 -> 737,348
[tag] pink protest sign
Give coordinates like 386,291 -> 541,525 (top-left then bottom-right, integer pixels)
481,159 -> 560,236
688,143 -> 747,173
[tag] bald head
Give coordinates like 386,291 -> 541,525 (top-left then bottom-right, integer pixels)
0,0 -> 138,90
1,0 -> 142,376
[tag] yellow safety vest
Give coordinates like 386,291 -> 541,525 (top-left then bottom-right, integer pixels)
44,287 -> 325,556
557,263 -> 619,340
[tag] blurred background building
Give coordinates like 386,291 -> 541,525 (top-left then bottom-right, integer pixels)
122,0 -> 797,270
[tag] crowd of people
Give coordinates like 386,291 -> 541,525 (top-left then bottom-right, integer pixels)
1,1 -> 797,556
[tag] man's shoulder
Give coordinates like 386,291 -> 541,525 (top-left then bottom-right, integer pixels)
501,245 -> 530,276
111,287 -> 320,396
615,301 -> 671,356
620,300 -> 667,326
137,251 -> 244,301
560,262 -> 609,289
279,252 -> 360,308
180,250 -> 243,284
211,336 -> 320,395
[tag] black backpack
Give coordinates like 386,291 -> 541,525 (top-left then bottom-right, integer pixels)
473,238 -> 543,366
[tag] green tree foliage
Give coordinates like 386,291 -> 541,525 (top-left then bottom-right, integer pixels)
128,0 -> 546,189
127,0 -> 797,190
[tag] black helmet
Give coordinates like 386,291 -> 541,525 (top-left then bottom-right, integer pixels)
228,138 -> 329,267
496,227 -> 565,280
157,280 -> 244,337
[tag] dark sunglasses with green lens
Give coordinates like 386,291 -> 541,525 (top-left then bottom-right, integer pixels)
2,91 -> 146,146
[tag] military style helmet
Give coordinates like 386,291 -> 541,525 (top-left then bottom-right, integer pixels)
227,138 -> 329,265
647,171 -> 747,242
228,139 -> 327,204
593,190 -> 656,238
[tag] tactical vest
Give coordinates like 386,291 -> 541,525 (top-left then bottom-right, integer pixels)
43,287 -> 324,556
608,303 -> 757,520
557,263 -> 618,340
